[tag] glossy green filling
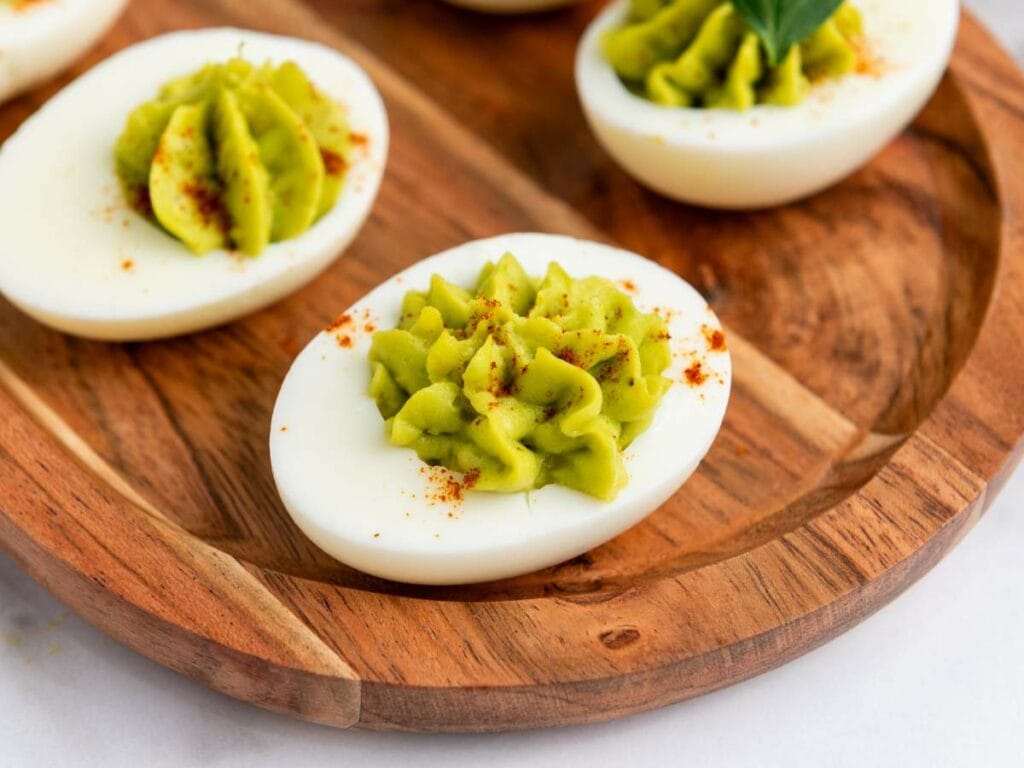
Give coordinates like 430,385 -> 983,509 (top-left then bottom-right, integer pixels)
604,0 -> 863,109
368,254 -> 673,501
114,59 -> 350,256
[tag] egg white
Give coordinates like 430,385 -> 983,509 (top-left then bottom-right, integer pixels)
0,28 -> 388,340
270,233 -> 731,585
441,0 -> 584,13
0,0 -> 127,104
576,0 -> 960,208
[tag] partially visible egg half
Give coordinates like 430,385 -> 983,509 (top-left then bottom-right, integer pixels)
0,28 -> 388,340
0,0 -> 128,104
441,0 -> 584,13
576,0 -> 959,208
270,233 -> 731,585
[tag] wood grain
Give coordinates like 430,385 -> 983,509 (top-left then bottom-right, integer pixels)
0,0 -> 1021,731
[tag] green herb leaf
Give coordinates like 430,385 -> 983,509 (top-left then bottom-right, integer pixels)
732,0 -> 845,66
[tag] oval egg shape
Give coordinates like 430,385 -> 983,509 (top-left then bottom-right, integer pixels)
0,27 -> 388,340
270,233 -> 731,585
576,0 -> 959,208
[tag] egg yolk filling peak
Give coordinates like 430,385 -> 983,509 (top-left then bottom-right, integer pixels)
114,58 -> 351,256
603,0 -> 863,110
368,254 -> 673,502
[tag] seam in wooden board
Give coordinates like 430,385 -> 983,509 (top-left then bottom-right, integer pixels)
0,359 -> 363,698
0,359 -> 167,524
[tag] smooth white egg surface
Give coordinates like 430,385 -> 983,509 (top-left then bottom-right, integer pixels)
0,0 -> 127,104
270,233 -> 731,585
442,0 -> 584,13
576,0 -> 959,208
0,28 -> 388,340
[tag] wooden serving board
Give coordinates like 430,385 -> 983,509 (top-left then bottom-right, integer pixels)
0,0 -> 1022,732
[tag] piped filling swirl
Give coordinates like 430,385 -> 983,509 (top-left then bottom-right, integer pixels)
114,58 -> 351,255
368,254 -> 673,501
604,0 -> 863,110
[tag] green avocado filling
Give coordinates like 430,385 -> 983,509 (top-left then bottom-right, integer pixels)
368,254 -> 673,502
114,58 -> 350,256
603,0 -> 863,110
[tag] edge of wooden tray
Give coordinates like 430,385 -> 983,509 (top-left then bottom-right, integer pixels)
0,4 -> 1022,732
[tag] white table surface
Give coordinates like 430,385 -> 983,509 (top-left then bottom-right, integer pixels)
3,2 -> 1023,766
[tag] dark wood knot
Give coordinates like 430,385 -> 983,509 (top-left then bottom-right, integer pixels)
551,553 -> 595,572
599,627 -> 641,650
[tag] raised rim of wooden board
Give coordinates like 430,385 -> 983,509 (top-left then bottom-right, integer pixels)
0,4 -> 1022,732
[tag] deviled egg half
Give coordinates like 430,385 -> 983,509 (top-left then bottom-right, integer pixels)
576,0 -> 959,208
0,28 -> 388,340
0,0 -> 128,104
271,233 -> 731,585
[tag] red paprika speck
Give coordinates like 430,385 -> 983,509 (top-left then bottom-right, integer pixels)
488,379 -> 512,398
420,465 -> 480,508
327,310 -> 377,347
325,313 -> 353,332
702,324 -> 727,352
618,279 -> 637,294
556,348 -> 582,367
320,147 -> 346,176
121,259 -> 134,271
181,180 -> 226,233
684,360 -> 708,386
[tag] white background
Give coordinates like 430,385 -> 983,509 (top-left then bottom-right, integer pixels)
2,1 -> 1022,765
